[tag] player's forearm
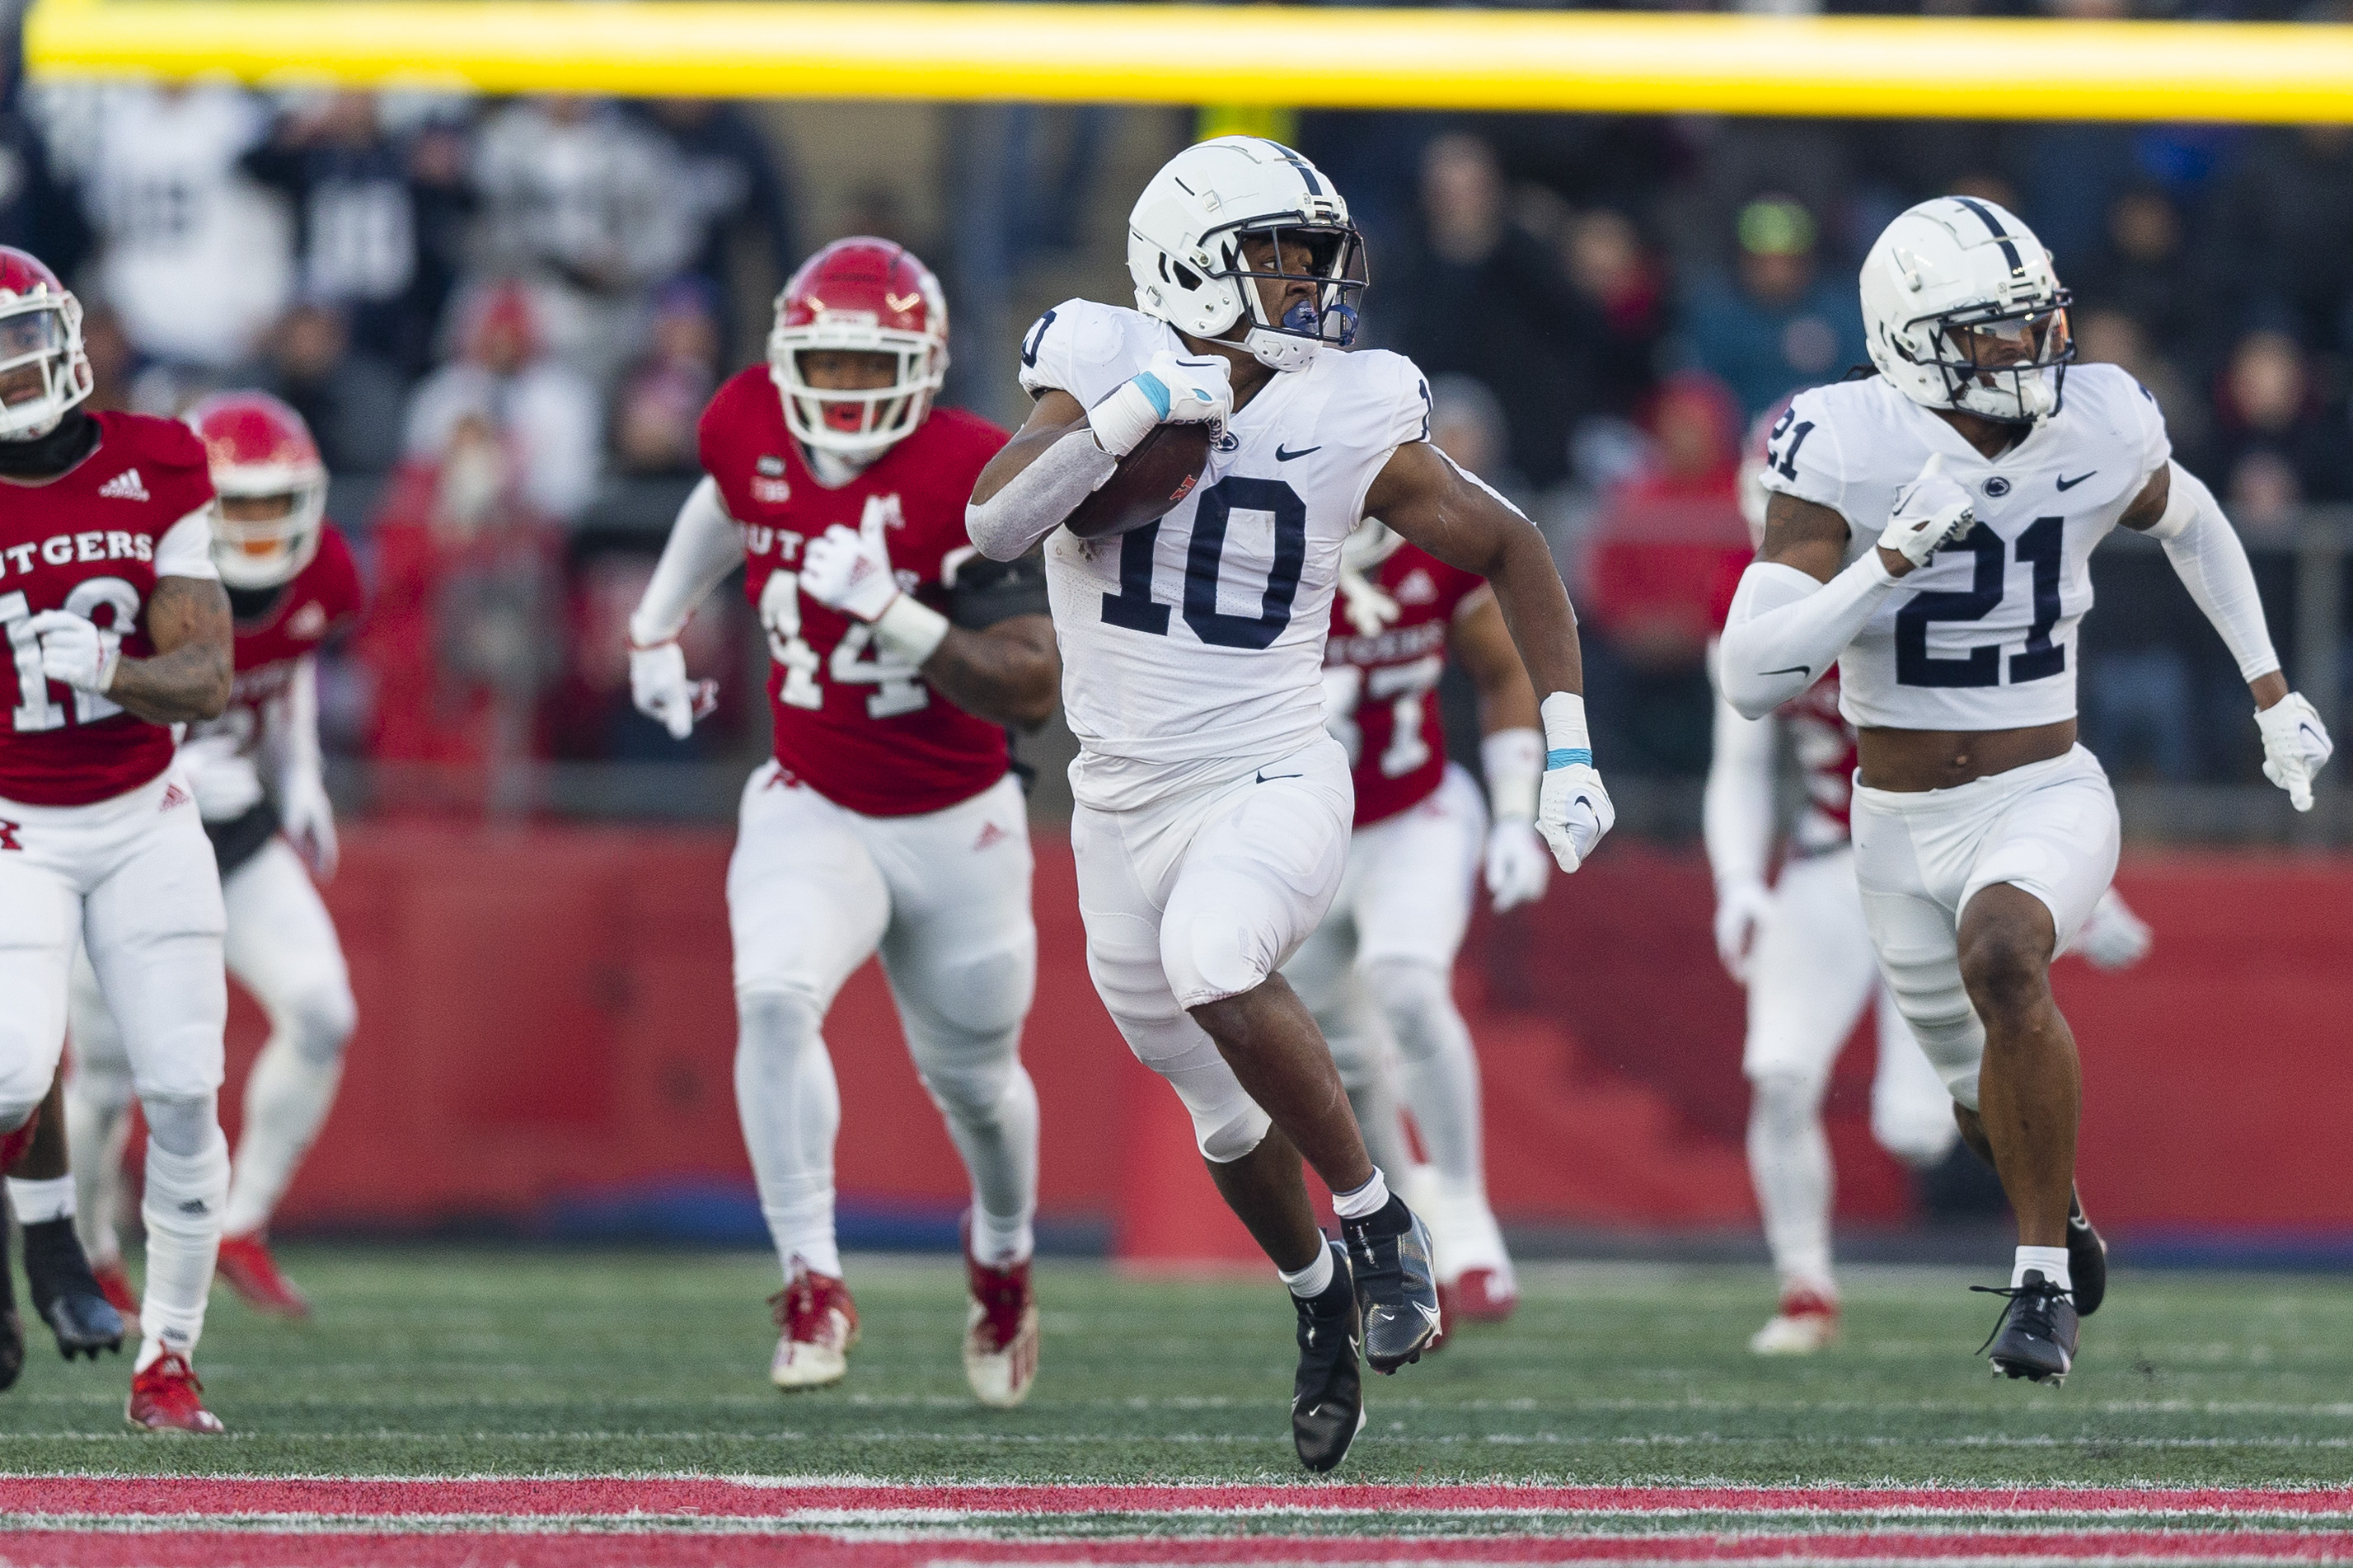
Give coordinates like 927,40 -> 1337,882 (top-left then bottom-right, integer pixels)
1718,555 -> 1896,720
1484,528 -> 1584,700
630,476 -> 742,646
1702,653 -> 1775,891
110,576 -> 233,723
965,426 -> 1115,561
2144,461 -> 2285,688
923,620 -> 1061,730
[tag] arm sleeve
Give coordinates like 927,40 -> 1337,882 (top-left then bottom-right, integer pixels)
964,426 -> 1117,562
627,475 -> 743,646
1717,554 -> 1899,719
154,502 -> 222,580
265,653 -> 326,789
948,549 -> 1051,629
2147,460 -> 2282,683
1702,641 -> 1776,893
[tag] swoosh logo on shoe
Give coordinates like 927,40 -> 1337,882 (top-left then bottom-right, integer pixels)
2056,471 -> 2096,491
1275,444 -> 1321,462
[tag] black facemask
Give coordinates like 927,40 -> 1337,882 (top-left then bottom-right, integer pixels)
0,410 -> 100,478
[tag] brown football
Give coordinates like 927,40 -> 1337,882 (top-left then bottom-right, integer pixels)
1064,423 -> 1213,541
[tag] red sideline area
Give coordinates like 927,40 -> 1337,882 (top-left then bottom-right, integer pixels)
238,825 -> 2353,1257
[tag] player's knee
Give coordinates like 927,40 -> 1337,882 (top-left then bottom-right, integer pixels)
1165,906 -> 1279,1012
284,982 -> 358,1065
737,987 -> 825,1060
138,1092 -> 219,1159
1746,1070 -> 1826,1139
1197,1101 -> 1273,1164
1875,1107 -> 1958,1168
1360,957 -> 1460,1065
925,947 -> 1033,1040
0,1098 -> 40,1135
1957,922 -> 2051,1028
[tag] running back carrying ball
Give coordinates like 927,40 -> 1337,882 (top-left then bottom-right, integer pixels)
1062,348 -> 1230,541
1064,422 -> 1212,540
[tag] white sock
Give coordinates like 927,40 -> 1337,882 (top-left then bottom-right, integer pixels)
1331,1168 -> 1390,1221
1280,1242 -> 1336,1299
6,1174 -> 76,1224
223,1040 -> 345,1237
971,1205 -> 1034,1267
735,991 -> 843,1281
2013,1245 -> 2072,1294
1746,1072 -> 1835,1294
136,1128 -> 229,1368
64,1073 -> 134,1267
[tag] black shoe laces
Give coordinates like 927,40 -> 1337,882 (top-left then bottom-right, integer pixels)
1971,1278 -> 2069,1355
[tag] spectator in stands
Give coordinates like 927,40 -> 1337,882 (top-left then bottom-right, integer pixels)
0,48 -> 91,276
2202,125 -> 2353,357
241,91 -> 473,381
405,281 -> 601,525
1563,208 -> 1666,421
611,277 -> 722,478
81,83 -> 291,377
240,299 -> 407,475
2073,185 -> 2203,372
2207,328 -> 2353,534
1676,195 -> 1863,419
1388,132 -> 1592,489
637,97 -> 796,351
470,96 -> 693,386
2074,307 -> 2206,474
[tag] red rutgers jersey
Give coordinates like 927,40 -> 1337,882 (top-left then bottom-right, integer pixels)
700,367 -> 1014,817
198,523 -> 364,756
1324,543 -> 1489,828
1783,667 -> 1858,854
0,412 -> 217,806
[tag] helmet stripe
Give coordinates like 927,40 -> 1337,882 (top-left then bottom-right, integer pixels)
1266,139 -> 1324,196
1951,195 -> 2026,275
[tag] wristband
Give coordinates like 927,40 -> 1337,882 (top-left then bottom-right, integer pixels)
870,592 -> 951,666
1540,691 -> 1591,770
1481,727 -> 1541,821
1086,374 -> 1169,459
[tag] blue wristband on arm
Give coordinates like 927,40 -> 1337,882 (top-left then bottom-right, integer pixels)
1546,747 -> 1592,770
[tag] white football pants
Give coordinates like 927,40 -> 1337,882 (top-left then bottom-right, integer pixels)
729,764 -> 1039,1280
1851,745 -> 2119,1113
1071,736 -> 1352,1165
0,767 -> 227,1362
69,834 -> 356,1258
1741,845 -> 1957,1294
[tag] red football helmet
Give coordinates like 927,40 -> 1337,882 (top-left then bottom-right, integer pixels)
0,246 -> 93,441
767,237 -> 949,460
185,391 -> 329,589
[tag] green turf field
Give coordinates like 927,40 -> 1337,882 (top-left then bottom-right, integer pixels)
5,1247 -> 2348,1484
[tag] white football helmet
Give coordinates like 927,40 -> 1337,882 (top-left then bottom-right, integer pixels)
1127,136 -> 1366,374
1861,196 -> 2074,427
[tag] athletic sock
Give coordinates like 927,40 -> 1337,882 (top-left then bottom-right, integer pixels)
1280,1242 -> 1336,1299
1747,1073 -> 1835,1292
136,1129 -> 229,1369
971,1205 -> 1034,1268
2013,1245 -> 2072,1295
1330,1168 -> 1390,1221
5,1175 -> 76,1224
63,1076 -> 133,1267
222,1040 -> 345,1238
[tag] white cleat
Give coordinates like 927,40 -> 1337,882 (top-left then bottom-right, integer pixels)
962,1219 -> 1040,1409
1749,1287 -> 1840,1355
767,1264 -> 858,1390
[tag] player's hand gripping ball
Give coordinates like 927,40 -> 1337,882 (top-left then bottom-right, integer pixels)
630,640 -> 719,741
1066,351 -> 1228,541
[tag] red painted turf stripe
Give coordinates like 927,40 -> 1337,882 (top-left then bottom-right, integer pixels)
6,1480 -> 2349,1518
3,1529 -> 2351,1565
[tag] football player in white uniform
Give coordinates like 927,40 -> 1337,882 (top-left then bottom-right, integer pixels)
966,137 -> 1612,1470
1718,197 -> 2331,1383
1709,428 -> 2153,1355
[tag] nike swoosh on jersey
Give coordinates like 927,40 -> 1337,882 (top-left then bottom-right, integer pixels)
1274,444 -> 1322,461
1255,770 -> 1304,783
2055,471 -> 2097,491
1763,665 -> 1812,678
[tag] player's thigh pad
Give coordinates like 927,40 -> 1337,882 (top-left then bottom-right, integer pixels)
1350,763 -> 1484,971
1852,795 -> 1985,1111
223,838 -> 356,1059
728,764 -> 891,1005
1071,800 -> 1270,1163
869,775 -> 1038,1043
66,940 -> 133,1082
0,847 -> 77,1116
1742,849 -> 1881,1085
80,790 -> 228,1102
1160,738 -> 1353,1010
1959,747 -> 2121,951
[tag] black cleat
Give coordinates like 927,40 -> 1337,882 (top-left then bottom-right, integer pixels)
21,1219 -> 124,1360
2067,1191 -> 2107,1318
1341,1194 -> 1441,1374
1975,1270 -> 2079,1383
1290,1241 -> 1363,1473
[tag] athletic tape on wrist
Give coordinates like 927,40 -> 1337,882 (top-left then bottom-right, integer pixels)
1546,747 -> 1593,770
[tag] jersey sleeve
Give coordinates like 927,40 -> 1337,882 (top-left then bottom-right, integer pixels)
948,549 -> 1050,629
1754,385 -> 1855,521
694,369 -> 767,513
2121,367 -> 2173,477
314,526 -> 367,632
1015,298 -> 1141,409
1371,353 -> 1437,453
153,503 -> 220,579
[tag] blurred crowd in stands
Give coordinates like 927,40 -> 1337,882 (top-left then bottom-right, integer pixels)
5,32 -> 2348,802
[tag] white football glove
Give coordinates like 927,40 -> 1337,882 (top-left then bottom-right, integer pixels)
1536,761 -> 1614,873
279,767 -> 340,882
1879,452 -> 1976,571
2255,690 -> 2333,812
2064,887 -> 2150,972
24,609 -> 120,695
1086,349 -> 1232,458
1712,878 -> 1775,985
1484,818 -> 1553,911
1320,664 -> 1363,766
629,640 -> 718,741
799,512 -> 902,623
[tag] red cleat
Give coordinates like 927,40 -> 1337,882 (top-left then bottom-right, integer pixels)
125,1351 -> 224,1434
768,1264 -> 858,1389
1451,1266 -> 1519,1325
1750,1285 -> 1840,1355
215,1233 -> 312,1319
961,1223 -> 1039,1409
91,1259 -> 139,1320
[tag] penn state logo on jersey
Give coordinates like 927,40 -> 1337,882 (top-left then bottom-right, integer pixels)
1758,363 -> 2169,733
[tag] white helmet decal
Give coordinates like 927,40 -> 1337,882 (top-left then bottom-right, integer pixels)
1126,136 -> 1367,374
1861,196 -> 2074,427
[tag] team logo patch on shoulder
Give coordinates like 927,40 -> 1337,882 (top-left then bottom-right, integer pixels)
98,468 -> 149,503
752,466 -> 793,505
289,601 -> 329,640
757,456 -> 785,476
1396,569 -> 1437,606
